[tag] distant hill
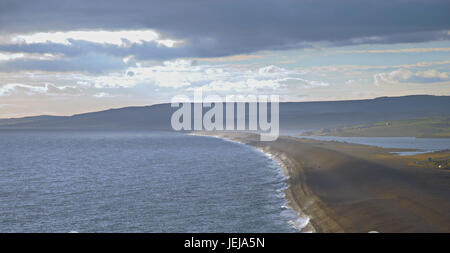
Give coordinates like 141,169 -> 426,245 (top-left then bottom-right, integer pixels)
1,95 -> 449,134
301,116 -> 450,138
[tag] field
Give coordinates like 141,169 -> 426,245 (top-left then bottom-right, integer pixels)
301,117 -> 450,138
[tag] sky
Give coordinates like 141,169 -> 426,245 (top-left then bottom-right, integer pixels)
0,0 -> 449,118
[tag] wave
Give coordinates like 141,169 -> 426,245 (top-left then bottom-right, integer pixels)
288,217 -> 311,232
189,132 -> 313,232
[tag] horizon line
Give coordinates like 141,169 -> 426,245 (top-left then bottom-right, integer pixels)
1,94 -> 446,120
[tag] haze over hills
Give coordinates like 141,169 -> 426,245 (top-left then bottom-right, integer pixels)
1,95 -> 449,134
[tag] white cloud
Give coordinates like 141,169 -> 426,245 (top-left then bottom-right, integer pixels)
196,79 -> 282,92
0,83 -> 46,96
0,62 -> 332,101
374,69 -> 412,85
374,69 -> 450,85
93,92 -> 114,98
0,83 -> 81,96
88,62 -> 330,93
9,30 -> 180,48
258,65 -> 286,74
87,61 -> 215,89
417,69 -> 449,79
0,52 -> 59,61
345,79 -> 356,85
300,79 -> 329,87
0,52 -> 25,61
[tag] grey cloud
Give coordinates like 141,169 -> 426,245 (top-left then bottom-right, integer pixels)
0,53 -> 128,73
0,39 -> 232,61
0,0 -> 449,73
1,30 -> 448,68
0,0 -> 449,59
331,31 -> 450,47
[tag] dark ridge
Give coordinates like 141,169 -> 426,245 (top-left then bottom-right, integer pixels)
1,95 -> 449,132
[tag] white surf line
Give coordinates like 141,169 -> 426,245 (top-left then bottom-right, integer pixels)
187,132 -> 315,233
253,145 -> 315,233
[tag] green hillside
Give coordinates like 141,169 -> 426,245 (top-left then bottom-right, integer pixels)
301,117 -> 450,138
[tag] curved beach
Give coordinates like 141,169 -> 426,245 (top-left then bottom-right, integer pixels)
195,131 -> 450,233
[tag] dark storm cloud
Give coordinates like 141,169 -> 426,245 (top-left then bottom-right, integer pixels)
1,0 -> 449,53
0,0 -> 449,74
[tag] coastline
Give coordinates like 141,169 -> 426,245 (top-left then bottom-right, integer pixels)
190,131 -> 450,232
189,132 -> 318,232
189,131 -> 341,232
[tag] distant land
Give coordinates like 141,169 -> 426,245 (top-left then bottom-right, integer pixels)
301,116 -> 450,138
199,131 -> 450,232
1,95 -> 449,135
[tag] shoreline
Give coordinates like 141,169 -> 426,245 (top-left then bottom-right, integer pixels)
188,132 -> 331,233
188,132 -> 316,232
189,131 -> 450,232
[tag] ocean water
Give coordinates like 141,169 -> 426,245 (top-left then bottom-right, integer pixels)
298,136 -> 450,155
0,130 -> 302,233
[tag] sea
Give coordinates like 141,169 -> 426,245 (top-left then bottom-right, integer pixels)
0,130 -> 306,233
297,136 -> 450,155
